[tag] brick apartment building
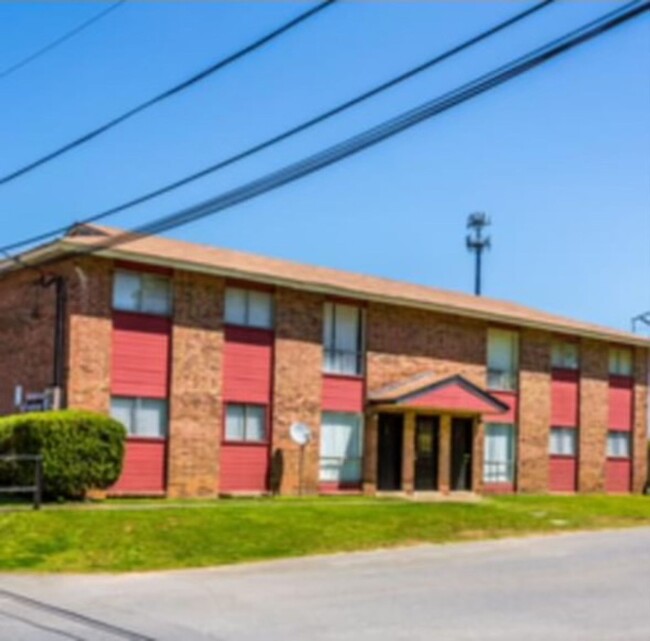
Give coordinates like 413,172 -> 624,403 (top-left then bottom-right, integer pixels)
0,224 -> 648,497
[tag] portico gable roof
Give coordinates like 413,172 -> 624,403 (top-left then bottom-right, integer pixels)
369,372 -> 510,415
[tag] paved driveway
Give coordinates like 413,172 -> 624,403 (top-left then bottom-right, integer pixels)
1,527 -> 649,640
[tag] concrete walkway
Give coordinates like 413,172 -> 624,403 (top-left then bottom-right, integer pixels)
1,527 -> 649,640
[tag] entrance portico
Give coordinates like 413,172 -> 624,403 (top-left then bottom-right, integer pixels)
363,373 -> 509,496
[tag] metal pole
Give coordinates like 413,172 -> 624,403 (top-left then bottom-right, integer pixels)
33,457 -> 42,510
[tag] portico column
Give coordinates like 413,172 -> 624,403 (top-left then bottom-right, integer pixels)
402,411 -> 415,494
472,417 -> 484,493
363,410 -> 378,495
438,414 -> 451,494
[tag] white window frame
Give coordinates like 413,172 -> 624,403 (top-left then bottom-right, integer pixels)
607,431 -> 631,459
224,404 -> 268,443
323,302 -> 365,376
487,329 -> 519,391
224,287 -> 274,329
549,427 -> 578,457
551,340 -> 579,370
609,348 -> 633,377
319,412 -> 364,484
113,270 -> 172,316
110,396 -> 168,439
483,423 -> 516,483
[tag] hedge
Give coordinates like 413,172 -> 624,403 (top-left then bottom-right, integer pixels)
0,410 -> 126,500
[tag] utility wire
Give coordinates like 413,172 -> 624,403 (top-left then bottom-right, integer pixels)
0,0 -> 336,187
0,0 -> 555,255
3,0 -> 648,277
0,1 -> 126,82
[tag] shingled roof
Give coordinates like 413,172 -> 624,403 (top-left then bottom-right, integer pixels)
6,223 -> 649,348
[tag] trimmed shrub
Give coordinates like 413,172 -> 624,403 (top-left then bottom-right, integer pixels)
0,410 -> 126,500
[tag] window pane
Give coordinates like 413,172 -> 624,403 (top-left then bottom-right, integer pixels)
247,291 -> 273,329
484,423 -> 515,483
552,342 -> 578,369
334,305 -> 359,352
319,413 -> 362,483
610,348 -> 632,376
550,428 -> 576,456
225,405 -> 245,441
607,432 -> 630,458
136,399 -> 167,437
110,397 -> 134,435
141,275 -> 171,315
113,272 -> 141,312
323,303 -> 334,350
245,405 -> 266,442
487,329 -> 518,390
225,288 -> 247,325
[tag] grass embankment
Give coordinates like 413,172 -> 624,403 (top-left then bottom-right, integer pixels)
0,495 -> 648,573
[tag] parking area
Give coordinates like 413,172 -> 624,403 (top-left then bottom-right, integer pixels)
1,527 -> 649,640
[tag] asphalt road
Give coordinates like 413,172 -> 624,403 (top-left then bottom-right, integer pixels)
1,527 -> 649,641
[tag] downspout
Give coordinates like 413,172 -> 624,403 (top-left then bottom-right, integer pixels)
40,274 -> 67,409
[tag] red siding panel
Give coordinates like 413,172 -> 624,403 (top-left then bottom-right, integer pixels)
322,375 -> 364,413
110,438 -> 166,494
220,444 -> 269,492
223,326 -> 273,404
549,457 -> 577,492
485,391 -> 517,424
605,459 -> 632,493
608,375 -> 633,431
551,369 -> 579,427
112,312 -> 171,398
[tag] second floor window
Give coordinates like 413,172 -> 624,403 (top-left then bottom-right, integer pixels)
323,302 -> 364,376
113,270 -> 172,316
487,328 -> 518,391
552,340 -> 579,370
225,287 -> 273,329
609,347 -> 632,377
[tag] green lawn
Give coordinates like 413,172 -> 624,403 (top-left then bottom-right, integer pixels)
0,495 -> 648,573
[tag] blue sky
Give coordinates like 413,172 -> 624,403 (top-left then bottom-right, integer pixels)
0,1 -> 648,332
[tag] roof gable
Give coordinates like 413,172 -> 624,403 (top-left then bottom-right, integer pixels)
370,373 -> 510,415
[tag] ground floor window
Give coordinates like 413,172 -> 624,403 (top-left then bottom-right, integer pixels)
110,397 -> 168,438
607,431 -> 631,458
549,427 -> 577,456
225,404 -> 267,443
484,423 -> 515,483
319,412 -> 363,484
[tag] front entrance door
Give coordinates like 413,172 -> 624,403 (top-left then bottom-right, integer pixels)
451,418 -> 473,491
414,416 -> 439,490
377,414 -> 403,491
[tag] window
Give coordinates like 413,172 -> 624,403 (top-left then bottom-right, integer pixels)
609,348 -> 632,377
225,404 -> 267,442
319,412 -> 363,483
550,427 -> 577,456
484,423 -> 515,483
607,431 -> 631,458
487,329 -> 518,390
323,302 -> 364,375
113,271 -> 171,316
110,397 -> 168,438
224,288 -> 273,329
552,341 -> 579,370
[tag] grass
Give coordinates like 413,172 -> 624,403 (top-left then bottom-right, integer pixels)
0,495 -> 648,573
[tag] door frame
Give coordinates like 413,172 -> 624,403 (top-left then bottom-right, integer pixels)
414,415 -> 440,491
377,413 -> 403,491
450,417 -> 474,491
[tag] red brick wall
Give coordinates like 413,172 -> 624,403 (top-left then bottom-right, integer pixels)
518,329 -> 552,493
0,269 -> 57,414
271,288 -> 324,495
167,271 -> 224,497
578,340 -> 609,493
632,347 -> 648,493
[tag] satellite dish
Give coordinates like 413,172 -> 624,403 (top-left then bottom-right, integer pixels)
290,422 -> 312,446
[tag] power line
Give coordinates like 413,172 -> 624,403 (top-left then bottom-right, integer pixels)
3,0 -> 648,277
0,0 -> 555,255
0,1 -> 126,82
0,0 -> 336,188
